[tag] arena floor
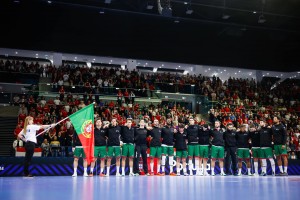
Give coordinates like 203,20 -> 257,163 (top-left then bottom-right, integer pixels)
1,175 -> 300,200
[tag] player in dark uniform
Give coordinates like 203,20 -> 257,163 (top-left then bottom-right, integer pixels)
210,121 -> 226,176
161,119 -> 176,176
224,123 -> 238,175
272,116 -> 288,176
147,119 -> 163,176
249,124 -> 261,176
89,119 -> 108,177
259,119 -> 275,176
236,124 -> 252,176
106,118 -> 122,176
198,124 -> 211,176
121,118 -> 135,176
186,117 -> 201,176
133,119 -> 149,176
174,124 -> 188,176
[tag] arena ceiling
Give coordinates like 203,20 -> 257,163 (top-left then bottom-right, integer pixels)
1,0 -> 300,72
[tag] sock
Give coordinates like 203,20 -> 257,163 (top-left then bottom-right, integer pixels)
211,167 -> 215,174
84,168 -> 87,174
221,167 -> 224,174
238,169 -> 242,174
169,157 -> 174,173
284,166 -> 287,173
90,168 -> 94,174
161,156 -> 166,172
122,167 -> 125,174
254,162 -> 258,174
130,167 -> 133,174
195,162 -> 200,173
150,163 -> 154,172
247,168 -> 251,174
269,159 -> 275,173
157,164 -> 161,173
189,160 -> 193,172
183,168 -> 187,173
100,168 -> 103,173
279,166 -> 283,173
73,168 -> 77,174
261,159 -> 267,173
107,166 -> 110,175
116,166 -> 120,174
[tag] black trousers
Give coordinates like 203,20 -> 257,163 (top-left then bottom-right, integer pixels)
24,141 -> 35,175
225,147 -> 237,174
134,145 -> 148,173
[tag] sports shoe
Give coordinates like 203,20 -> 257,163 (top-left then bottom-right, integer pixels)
184,172 -> 189,176
83,173 -> 89,177
197,171 -> 204,176
89,173 -> 93,177
156,172 -> 165,176
211,172 -> 215,176
260,172 -> 267,176
248,173 -> 254,176
116,173 -> 122,177
236,173 -> 242,176
121,173 -> 125,177
189,171 -> 193,176
278,172 -> 285,176
220,172 -> 227,176
72,173 -> 77,177
105,173 -> 110,177
283,172 -> 288,176
169,172 -> 177,176
135,173 -> 140,176
177,173 -> 181,176
24,174 -> 34,177
146,173 -> 151,176
129,172 -> 135,176
99,173 -> 105,177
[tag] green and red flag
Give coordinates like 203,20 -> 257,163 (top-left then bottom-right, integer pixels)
69,104 -> 94,164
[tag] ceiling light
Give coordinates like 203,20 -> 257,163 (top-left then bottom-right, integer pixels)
186,9 -> 193,15
258,14 -> 266,23
174,20 -> 180,23
146,5 -> 153,10
253,11 -> 257,14
222,14 -> 230,20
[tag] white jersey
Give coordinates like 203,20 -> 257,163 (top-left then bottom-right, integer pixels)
20,125 -> 41,143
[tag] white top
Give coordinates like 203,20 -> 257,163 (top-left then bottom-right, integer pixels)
20,125 -> 41,143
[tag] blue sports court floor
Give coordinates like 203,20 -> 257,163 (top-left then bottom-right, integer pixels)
1,175 -> 300,200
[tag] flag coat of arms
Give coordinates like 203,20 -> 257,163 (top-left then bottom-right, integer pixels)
69,104 -> 94,164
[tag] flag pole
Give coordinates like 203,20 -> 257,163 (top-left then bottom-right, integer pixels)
36,116 -> 69,137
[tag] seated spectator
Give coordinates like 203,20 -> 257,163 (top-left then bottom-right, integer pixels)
12,137 -> 23,156
12,94 -> 20,106
41,139 -> 50,157
50,136 -> 61,157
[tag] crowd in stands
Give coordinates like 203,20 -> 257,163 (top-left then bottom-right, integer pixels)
3,59 -> 299,159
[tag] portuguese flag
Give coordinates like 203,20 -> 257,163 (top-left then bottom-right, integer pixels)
69,104 -> 94,165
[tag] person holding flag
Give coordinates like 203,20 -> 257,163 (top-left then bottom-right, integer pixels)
89,119 -> 109,177
18,116 -> 55,177
72,129 -> 89,177
69,103 -> 95,177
